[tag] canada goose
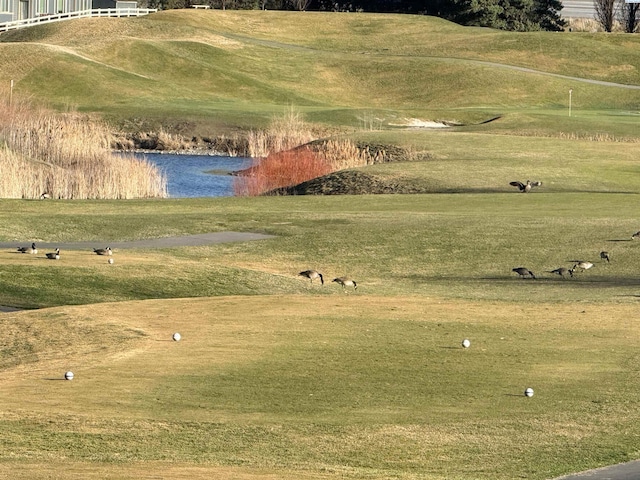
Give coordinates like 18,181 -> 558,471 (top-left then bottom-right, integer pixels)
332,277 -> 357,290
40,192 -> 50,200
93,247 -> 112,256
17,243 -> 37,254
46,248 -> 60,260
572,261 -> 594,272
512,267 -> 536,279
600,251 -> 610,263
549,267 -> 573,278
509,180 -> 542,193
299,270 -> 324,285
632,231 -> 640,240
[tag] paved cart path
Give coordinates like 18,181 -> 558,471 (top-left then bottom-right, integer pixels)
1,231 -> 274,251
554,460 -> 640,479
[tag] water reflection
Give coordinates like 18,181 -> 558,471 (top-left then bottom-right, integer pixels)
139,153 -> 253,198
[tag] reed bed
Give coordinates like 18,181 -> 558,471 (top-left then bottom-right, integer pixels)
247,108 -> 315,159
565,17 -> 630,33
314,139 -> 394,169
556,131 -> 640,142
239,107 -> 406,196
233,139 -> 400,196
0,98 -> 167,199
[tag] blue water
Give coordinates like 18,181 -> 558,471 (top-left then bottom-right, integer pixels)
139,153 -> 253,198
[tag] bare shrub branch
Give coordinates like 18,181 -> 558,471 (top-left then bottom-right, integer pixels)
234,148 -> 332,196
594,0 -> 619,32
619,0 -> 640,32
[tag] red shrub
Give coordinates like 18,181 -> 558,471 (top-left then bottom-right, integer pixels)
234,148 -> 332,196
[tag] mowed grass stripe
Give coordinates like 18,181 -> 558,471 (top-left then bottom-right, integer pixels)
2,189 -> 640,307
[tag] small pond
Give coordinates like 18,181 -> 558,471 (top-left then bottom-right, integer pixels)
137,153 -> 253,198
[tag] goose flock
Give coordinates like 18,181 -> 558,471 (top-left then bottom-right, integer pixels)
299,269 -> 357,291
508,180 -> 636,281
513,250 -> 617,280
14,243 -> 114,262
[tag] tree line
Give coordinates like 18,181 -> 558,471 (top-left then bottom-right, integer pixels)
142,0 -> 639,33
596,0 -> 639,32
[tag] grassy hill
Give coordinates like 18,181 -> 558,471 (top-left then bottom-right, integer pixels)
1,11 -> 640,480
0,10 -> 639,135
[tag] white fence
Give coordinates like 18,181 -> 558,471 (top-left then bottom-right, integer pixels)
0,8 -> 157,33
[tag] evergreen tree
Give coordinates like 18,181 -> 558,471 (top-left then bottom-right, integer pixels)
533,0 -> 566,31
440,0 -> 564,30
446,0 -> 505,28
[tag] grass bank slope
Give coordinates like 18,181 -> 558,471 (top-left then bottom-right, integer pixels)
0,11 -> 639,132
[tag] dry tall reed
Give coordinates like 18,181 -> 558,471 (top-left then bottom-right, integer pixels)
313,139 -> 392,170
247,107 -> 315,159
0,98 -> 167,199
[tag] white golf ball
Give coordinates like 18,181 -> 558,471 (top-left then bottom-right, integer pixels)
64,371 -> 74,381
108,258 -> 114,264
172,332 -> 181,342
462,339 -> 471,348
524,387 -> 534,397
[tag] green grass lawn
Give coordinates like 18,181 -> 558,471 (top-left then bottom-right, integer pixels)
2,164 -> 640,476
1,11 -> 639,133
1,9 -> 640,479
2,296 -> 640,479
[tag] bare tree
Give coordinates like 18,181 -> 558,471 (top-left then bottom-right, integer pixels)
619,0 -> 640,32
594,0 -> 618,31
289,0 -> 311,10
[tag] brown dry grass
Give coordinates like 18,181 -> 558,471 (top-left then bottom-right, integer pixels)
0,97 -> 167,199
0,462 -> 326,480
565,17 -> 629,33
313,138 -> 410,169
247,107 -> 316,159
1,295 -> 639,479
